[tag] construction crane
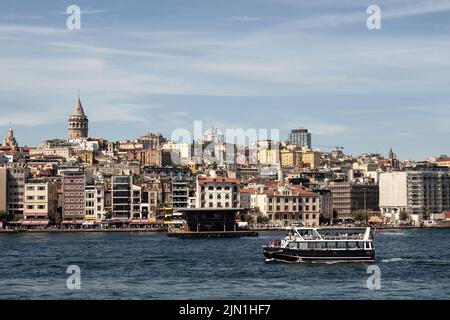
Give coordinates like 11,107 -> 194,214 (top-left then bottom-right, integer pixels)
312,145 -> 344,151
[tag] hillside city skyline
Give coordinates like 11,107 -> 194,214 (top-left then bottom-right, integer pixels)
0,94 -> 446,163
1,1 -> 450,159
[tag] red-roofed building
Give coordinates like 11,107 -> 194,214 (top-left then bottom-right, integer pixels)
251,185 -> 321,227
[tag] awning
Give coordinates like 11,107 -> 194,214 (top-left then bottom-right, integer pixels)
82,221 -> 94,226
130,220 -> 164,225
62,220 -> 84,225
21,220 -> 49,226
369,216 -> 383,223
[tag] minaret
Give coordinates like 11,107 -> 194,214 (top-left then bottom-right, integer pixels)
68,94 -> 89,139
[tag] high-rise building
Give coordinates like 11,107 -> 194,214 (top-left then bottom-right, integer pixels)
329,181 -> 379,217
68,95 -> 89,139
6,165 -> 30,219
62,171 -> 86,226
289,128 -> 312,149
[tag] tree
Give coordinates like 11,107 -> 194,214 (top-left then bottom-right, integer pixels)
240,214 -> 255,225
399,209 -> 408,222
0,211 -> 6,222
105,211 -> 113,220
257,216 -> 270,224
352,210 -> 370,222
423,206 -> 433,221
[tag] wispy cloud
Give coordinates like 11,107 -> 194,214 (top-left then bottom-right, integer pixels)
224,16 -> 265,22
0,14 -> 43,21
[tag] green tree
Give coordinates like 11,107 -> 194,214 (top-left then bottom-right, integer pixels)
423,206 -> 433,220
0,211 -> 6,222
240,214 -> 255,225
257,216 -> 270,224
105,211 -> 113,220
399,209 -> 408,221
352,210 -> 370,222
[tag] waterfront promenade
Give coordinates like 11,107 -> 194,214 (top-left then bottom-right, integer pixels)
1,224 -> 448,233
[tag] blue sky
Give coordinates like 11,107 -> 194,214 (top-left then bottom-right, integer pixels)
1,0 -> 450,160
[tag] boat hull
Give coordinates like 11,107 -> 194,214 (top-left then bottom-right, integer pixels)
263,247 -> 375,263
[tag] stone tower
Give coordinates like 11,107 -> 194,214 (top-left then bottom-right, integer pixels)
2,127 -> 18,151
68,94 -> 89,139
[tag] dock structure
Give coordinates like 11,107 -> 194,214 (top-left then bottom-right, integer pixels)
167,208 -> 258,239
167,230 -> 258,239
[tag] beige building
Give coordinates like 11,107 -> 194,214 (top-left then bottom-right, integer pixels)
24,180 -> 58,225
252,185 -> 321,227
280,149 -> 303,168
301,149 -> 321,169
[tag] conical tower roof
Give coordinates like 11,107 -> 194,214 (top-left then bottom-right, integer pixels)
71,95 -> 86,117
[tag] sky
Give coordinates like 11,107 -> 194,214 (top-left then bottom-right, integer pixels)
0,0 -> 450,160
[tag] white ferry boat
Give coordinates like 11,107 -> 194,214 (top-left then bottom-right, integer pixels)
263,227 -> 375,263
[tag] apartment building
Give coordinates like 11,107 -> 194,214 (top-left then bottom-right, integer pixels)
329,181 -> 379,217
6,165 -> 31,219
252,185 -> 320,227
85,184 -> 106,223
111,175 -> 142,220
172,178 -> 191,212
194,177 -> 240,209
23,180 -> 58,226
380,171 -> 450,223
62,171 -> 86,226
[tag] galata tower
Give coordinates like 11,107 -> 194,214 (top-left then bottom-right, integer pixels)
68,95 -> 89,139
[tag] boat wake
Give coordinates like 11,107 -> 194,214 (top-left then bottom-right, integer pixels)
382,258 -> 403,263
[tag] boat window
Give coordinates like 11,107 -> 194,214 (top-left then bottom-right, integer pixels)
308,242 -> 317,249
320,242 -> 327,249
327,242 -> 337,249
337,242 -> 347,249
288,242 -> 299,249
347,242 -> 357,249
357,242 -> 364,249
298,242 -> 308,250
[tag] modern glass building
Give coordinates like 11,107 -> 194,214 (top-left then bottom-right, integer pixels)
289,128 -> 312,149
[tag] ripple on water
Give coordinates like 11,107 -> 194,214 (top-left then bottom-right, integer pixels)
1,229 -> 450,299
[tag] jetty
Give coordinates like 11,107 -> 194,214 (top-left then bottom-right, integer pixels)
167,230 -> 258,239
167,208 -> 259,239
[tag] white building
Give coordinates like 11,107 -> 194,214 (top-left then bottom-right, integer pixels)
379,172 -> 408,224
85,184 -> 106,223
379,171 -> 450,225
194,177 -> 240,209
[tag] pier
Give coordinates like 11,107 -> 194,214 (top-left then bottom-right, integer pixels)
167,230 -> 258,239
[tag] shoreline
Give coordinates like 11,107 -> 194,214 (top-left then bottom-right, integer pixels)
1,226 -> 449,233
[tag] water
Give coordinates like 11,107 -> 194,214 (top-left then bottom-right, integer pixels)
1,229 -> 450,299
